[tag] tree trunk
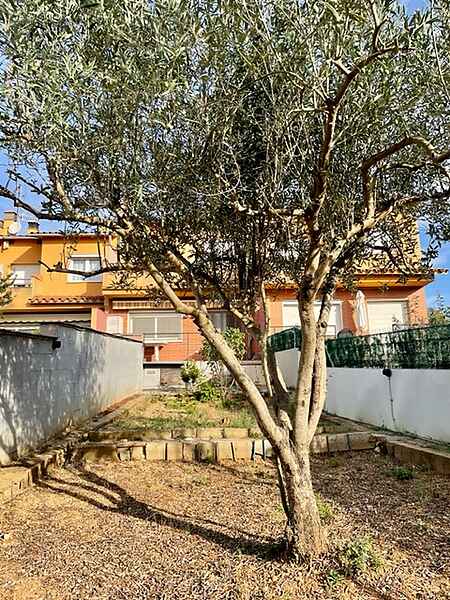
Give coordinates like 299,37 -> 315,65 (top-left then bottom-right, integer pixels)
278,444 -> 328,559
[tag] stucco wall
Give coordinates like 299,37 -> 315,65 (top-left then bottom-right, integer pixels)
326,368 -> 450,443
275,350 -> 450,443
0,324 -> 143,464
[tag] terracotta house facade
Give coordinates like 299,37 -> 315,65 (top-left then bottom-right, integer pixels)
0,210 -> 430,364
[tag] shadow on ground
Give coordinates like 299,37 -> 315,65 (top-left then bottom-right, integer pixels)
37,465 -> 282,560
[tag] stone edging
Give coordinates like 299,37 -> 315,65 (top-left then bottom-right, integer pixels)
75,431 -> 376,463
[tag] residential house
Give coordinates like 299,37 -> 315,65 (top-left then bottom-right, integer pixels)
0,211 -> 430,366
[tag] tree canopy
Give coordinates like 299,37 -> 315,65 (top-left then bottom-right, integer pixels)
0,0 -> 449,559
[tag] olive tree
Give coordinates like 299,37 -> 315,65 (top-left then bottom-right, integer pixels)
0,0 -> 449,559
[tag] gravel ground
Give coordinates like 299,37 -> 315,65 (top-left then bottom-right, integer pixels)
0,452 -> 448,599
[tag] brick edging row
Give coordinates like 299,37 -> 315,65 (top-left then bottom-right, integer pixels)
76,431 -> 376,463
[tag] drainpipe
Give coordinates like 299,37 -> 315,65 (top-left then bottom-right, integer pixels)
382,367 -> 396,429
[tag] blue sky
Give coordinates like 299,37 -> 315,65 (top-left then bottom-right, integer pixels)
0,0 -> 448,307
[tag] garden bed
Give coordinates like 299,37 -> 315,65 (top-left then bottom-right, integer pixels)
0,453 -> 448,599
99,392 -> 358,436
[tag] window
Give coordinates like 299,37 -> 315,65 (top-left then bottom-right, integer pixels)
367,301 -> 408,334
129,312 -> 182,342
282,300 -> 343,337
68,256 -> 102,282
10,264 -> 39,287
106,315 -> 123,334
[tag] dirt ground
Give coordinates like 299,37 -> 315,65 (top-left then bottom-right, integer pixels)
0,452 -> 448,600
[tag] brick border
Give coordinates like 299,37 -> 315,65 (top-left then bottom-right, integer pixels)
74,431 -> 377,464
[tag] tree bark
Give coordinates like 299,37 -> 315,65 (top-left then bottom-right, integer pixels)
278,444 -> 327,559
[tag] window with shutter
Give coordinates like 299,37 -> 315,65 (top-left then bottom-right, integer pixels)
129,312 -> 182,342
10,264 -> 39,287
282,300 -> 342,337
106,315 -> 123,334
68,256 -> 102,282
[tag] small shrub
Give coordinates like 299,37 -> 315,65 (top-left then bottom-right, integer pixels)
338,536 -> 382,576
324,569 -> 344,589
389,466 -> 415,481
180,360 -> 202,385
316,493 -> 334,522
193,379 -> 224,403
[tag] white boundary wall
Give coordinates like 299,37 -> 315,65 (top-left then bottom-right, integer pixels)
326,368 -> 450,443
0,324 -> 143,464
275,348 -> 450,443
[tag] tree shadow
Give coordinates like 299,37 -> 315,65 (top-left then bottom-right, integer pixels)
37,466 -> 282,559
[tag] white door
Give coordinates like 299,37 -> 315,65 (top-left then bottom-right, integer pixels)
367,301 -> 408,334
282,301 -> 342,337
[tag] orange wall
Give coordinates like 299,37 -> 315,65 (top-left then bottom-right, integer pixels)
268,286 -> 428,332
0,235 -> 106,313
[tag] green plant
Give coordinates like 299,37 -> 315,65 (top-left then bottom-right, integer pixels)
202,327 -> 246,363
316,494 -> 334,522
324,569 -> 344,589
389,466 -> 415,481
193,379 -> 224,404
338,537 -> 382,576
180,360 -> 202,385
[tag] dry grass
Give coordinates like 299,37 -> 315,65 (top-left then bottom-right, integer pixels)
0,452 -> 448,599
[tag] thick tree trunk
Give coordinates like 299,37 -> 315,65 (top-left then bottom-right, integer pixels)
278,445 -> 327,559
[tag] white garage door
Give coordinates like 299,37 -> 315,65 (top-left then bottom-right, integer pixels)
282,301 -> 342,337
367,301 -> 408,334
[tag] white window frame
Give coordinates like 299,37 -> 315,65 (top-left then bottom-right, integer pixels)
10,264 -> 40,287
67,255 -> 102,283
282,300 -> 343,337
106,315 -> 123,335
366,299 -> 409,334
128,311 -> 183,343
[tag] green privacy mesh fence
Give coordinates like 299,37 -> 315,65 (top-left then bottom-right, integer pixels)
268,324 -> 450,369
268,327 -> 302,353
325,325 -> 450,369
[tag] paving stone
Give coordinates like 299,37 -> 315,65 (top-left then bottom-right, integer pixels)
196,428 -> 223,440
76,444 -> 119,463
327,433 -> 349,453
232,439 -> 253,460
171,428 -> 196,439
252,439 -> 264,459
130,445 -> 146,461
145,441 -> 167,461
117,447 -> 131,461
263,440 -> 273,459
196,441 -> 216,462
141,430 -> 172,441
33,452 -> 57,471
166,441 -> 183,461
311,435 -> 328,454
223,428 -> 248,439
216,440 -> 234,461
348,432 -> 375,451
392,442 -> 450,474
182,442 -> 196,462
19,458 -> 43,482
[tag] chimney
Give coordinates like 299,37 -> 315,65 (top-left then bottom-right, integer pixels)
1,211 -> 18,236
27,221 -> 40,234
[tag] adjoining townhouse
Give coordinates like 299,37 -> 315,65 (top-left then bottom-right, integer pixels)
0,210 -> 431,370
0,211 -> 108,331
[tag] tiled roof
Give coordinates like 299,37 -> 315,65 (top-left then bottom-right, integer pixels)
29,296 -> 103,305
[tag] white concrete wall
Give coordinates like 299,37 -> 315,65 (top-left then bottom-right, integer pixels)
275,349 -> 300,389
326,368 -> 450,443
0,324 -> 143,464
274,349 -> 450,443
